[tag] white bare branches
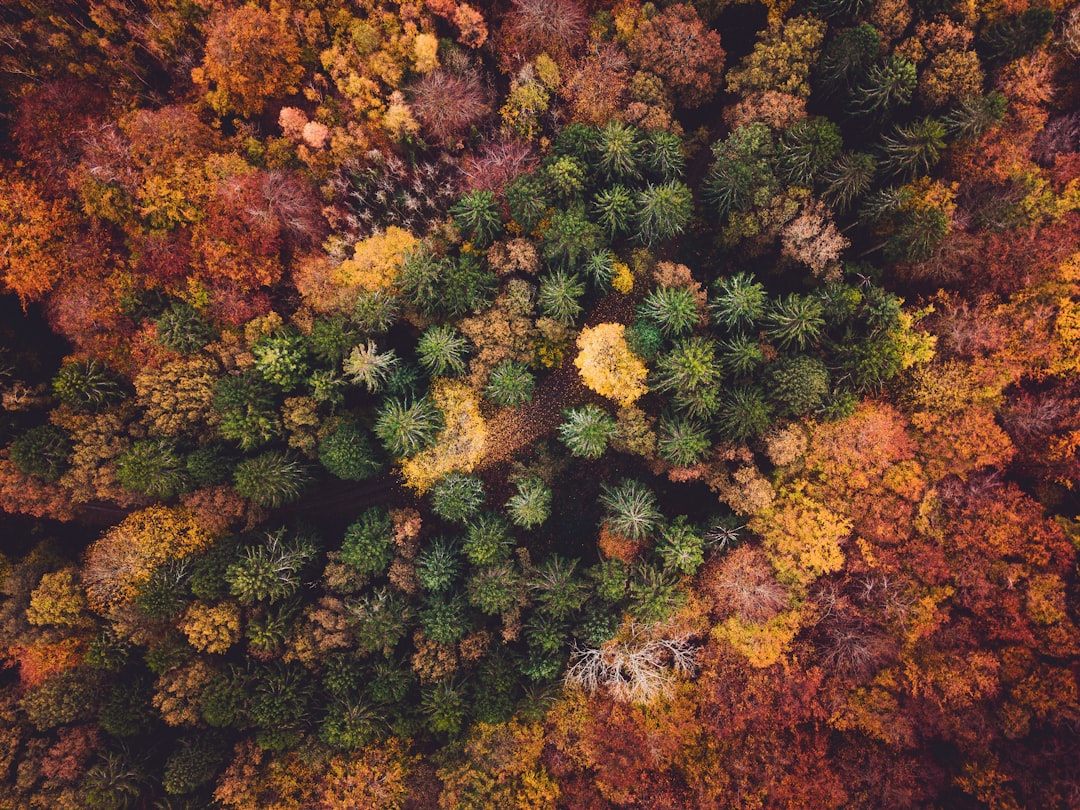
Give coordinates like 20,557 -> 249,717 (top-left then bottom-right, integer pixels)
564,623 -> 699,704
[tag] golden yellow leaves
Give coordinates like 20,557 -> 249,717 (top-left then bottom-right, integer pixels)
400,380 -> 487,493
574,323 -> 648,408
83,505 -> 214,614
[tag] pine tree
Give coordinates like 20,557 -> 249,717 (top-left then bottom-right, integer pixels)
558,405 -> 618,458
417,325 -> 470,377
374,397 -> 442,458
599,479 -> 662,542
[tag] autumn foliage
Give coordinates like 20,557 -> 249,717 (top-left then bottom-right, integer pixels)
1,0 -> 1079,805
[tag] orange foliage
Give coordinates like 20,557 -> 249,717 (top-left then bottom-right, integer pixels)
0,179 -> 76,306
322,739 -> 414,810
8,638 -> 83,688
193,4 -> 304,118
0,457 -> 77,521
83,505 -> 214,614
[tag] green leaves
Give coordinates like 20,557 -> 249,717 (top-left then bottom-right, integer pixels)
599,479 -> 662,542
233,451 -> 310,508
375,396 -> 442,458
450,190 -> 503,247
558,405 -> 617,459
341,508 -> 395,576
417,325 -> 470,377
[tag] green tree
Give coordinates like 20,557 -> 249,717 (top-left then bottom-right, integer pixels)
719,334 -> 765,376
643,130 -> 686,183
542,206 -> 602,269
227,529 -> 318,604
978,7 -> 1055,63
399,248 -> 496,318
817,24 -> 880,92
710,272 -> 768,332
484,361 -> 535,408
822,151 -> 876,211
20,667 -> 103,730
430,472 -> 486,524
319,421 -> 382,481
538,269 -> 586,326
597,121 -> 642,183
155,301 -> 216,354
163,737 -> 224,795
530,555 -> 586,620
319,698 -> 382,750
704,124 -> 778,219
451,190 -> 503,247
421,679 -> 467,736
352,289 -> 401,334
467,562 -> 524,615
543,155 -> 587,202
213,371 -> 280,451
248,664 -> 312,750
341,508 -> 395,576
9,424 -> 71,481
634,182 -> 693,246
628,563 -> 684,623
53,359 -> 125,411
778,118 -> 842,185
657,416 -> 711,466
233,452 -> 310,508
417,325 -> 470,377
253,333 -> 310,390
715,386 -> 773,442
505,173 -> 550,233
374,397 -> 442,458
116,439 -> 188,498
651,336 -> 724,420
82,750 -> 148,810
506,476 -> 551,529
849,57 -> 916,119
588,558 -> 629,604
592,185 -> 635,239
420,593 -> 470,644
416,537 -> 461,592
638,285 -> 700,338
656,516 -> 704,575
599,479 -> 662,541
765,293 -> 826,350
185,444 -> 233,488
766,355 -> 831,416
351,588 -> 413,655
881,118 -> 947,179
943,91 -> 1007,141
343,341 -> 400,393
463,512 -> 513,566
558,405 -> 617,459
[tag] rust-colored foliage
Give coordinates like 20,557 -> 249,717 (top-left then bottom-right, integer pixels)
625,4 -> 725,109
194,4 -> 304,118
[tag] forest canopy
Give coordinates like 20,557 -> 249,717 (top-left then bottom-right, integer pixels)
1,0 -> 1079,807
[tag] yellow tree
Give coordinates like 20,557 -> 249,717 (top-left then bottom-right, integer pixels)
296,227 -> 418,314
83,505 -> 214,614
749,484 -> 851,589
437,720 -> 559,810
400,380 -> 487,492
574,323 -> 648,407
179,600 -> 242,654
